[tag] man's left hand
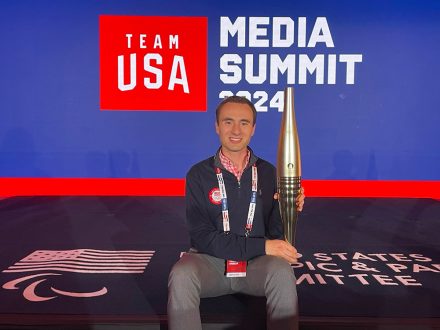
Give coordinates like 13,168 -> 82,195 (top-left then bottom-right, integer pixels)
296,187 -> 305,212
274,187 -> 305,212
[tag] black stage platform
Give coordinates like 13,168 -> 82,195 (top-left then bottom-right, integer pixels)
0,196 -> 439,329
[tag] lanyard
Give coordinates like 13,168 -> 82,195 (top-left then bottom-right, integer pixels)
215,164 -> 258,237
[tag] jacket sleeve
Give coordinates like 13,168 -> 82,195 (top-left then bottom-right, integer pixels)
265,198 -> 284,240
185,168 -> 266,261
264,167 -> 285,240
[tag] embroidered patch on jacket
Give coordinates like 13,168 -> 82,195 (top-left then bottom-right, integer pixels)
208,187 -> 222,205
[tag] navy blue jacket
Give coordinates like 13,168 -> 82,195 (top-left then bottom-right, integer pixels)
185,148 -> 284,261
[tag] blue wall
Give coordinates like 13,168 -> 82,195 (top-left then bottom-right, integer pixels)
0,0 -> 439,180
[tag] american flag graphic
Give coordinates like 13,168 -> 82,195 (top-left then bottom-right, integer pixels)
2,249 -> 155,274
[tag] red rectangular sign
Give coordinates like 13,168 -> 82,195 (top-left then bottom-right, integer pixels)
100,16 -> 208,111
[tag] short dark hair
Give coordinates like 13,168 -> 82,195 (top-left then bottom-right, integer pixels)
215,96 -> 257,125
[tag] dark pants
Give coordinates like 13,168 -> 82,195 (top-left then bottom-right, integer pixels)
168,252 -> 298,330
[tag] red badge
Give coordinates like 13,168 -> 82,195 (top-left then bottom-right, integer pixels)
208,187 -> 221,205
225,260 -> 247,277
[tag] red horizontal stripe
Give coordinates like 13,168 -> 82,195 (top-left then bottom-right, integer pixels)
16,261 -> 148,267
30,249 -> 155,254
0,178 -> 185,196
9,264 -> 146,270
19,258 -> 150,263
83,249 -> 155,254
304,180 -> 440,199
0,178 -> 438,199
2,268 -> 144,274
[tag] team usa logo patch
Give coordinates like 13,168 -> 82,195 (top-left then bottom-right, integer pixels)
100,15 -> 208,111
209,187 -> 222,205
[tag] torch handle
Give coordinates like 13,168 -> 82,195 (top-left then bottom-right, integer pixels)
277,176 -> 301,246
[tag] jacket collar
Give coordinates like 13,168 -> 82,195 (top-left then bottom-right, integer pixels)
213,147 -> 258,170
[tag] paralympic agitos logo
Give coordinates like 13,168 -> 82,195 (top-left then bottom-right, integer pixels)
100,16 -> 207,111
2,249 -> 154,302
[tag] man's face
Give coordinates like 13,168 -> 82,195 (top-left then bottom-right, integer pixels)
215,102 -> 256,155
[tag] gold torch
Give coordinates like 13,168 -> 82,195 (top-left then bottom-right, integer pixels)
277,87 -> 302,246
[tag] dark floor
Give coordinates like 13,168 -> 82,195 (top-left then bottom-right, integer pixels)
0,196 -> 439,329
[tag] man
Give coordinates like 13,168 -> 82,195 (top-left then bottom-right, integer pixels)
168,96 -> 305,330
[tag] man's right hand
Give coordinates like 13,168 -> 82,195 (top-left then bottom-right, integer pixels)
265,239 -> 298,264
